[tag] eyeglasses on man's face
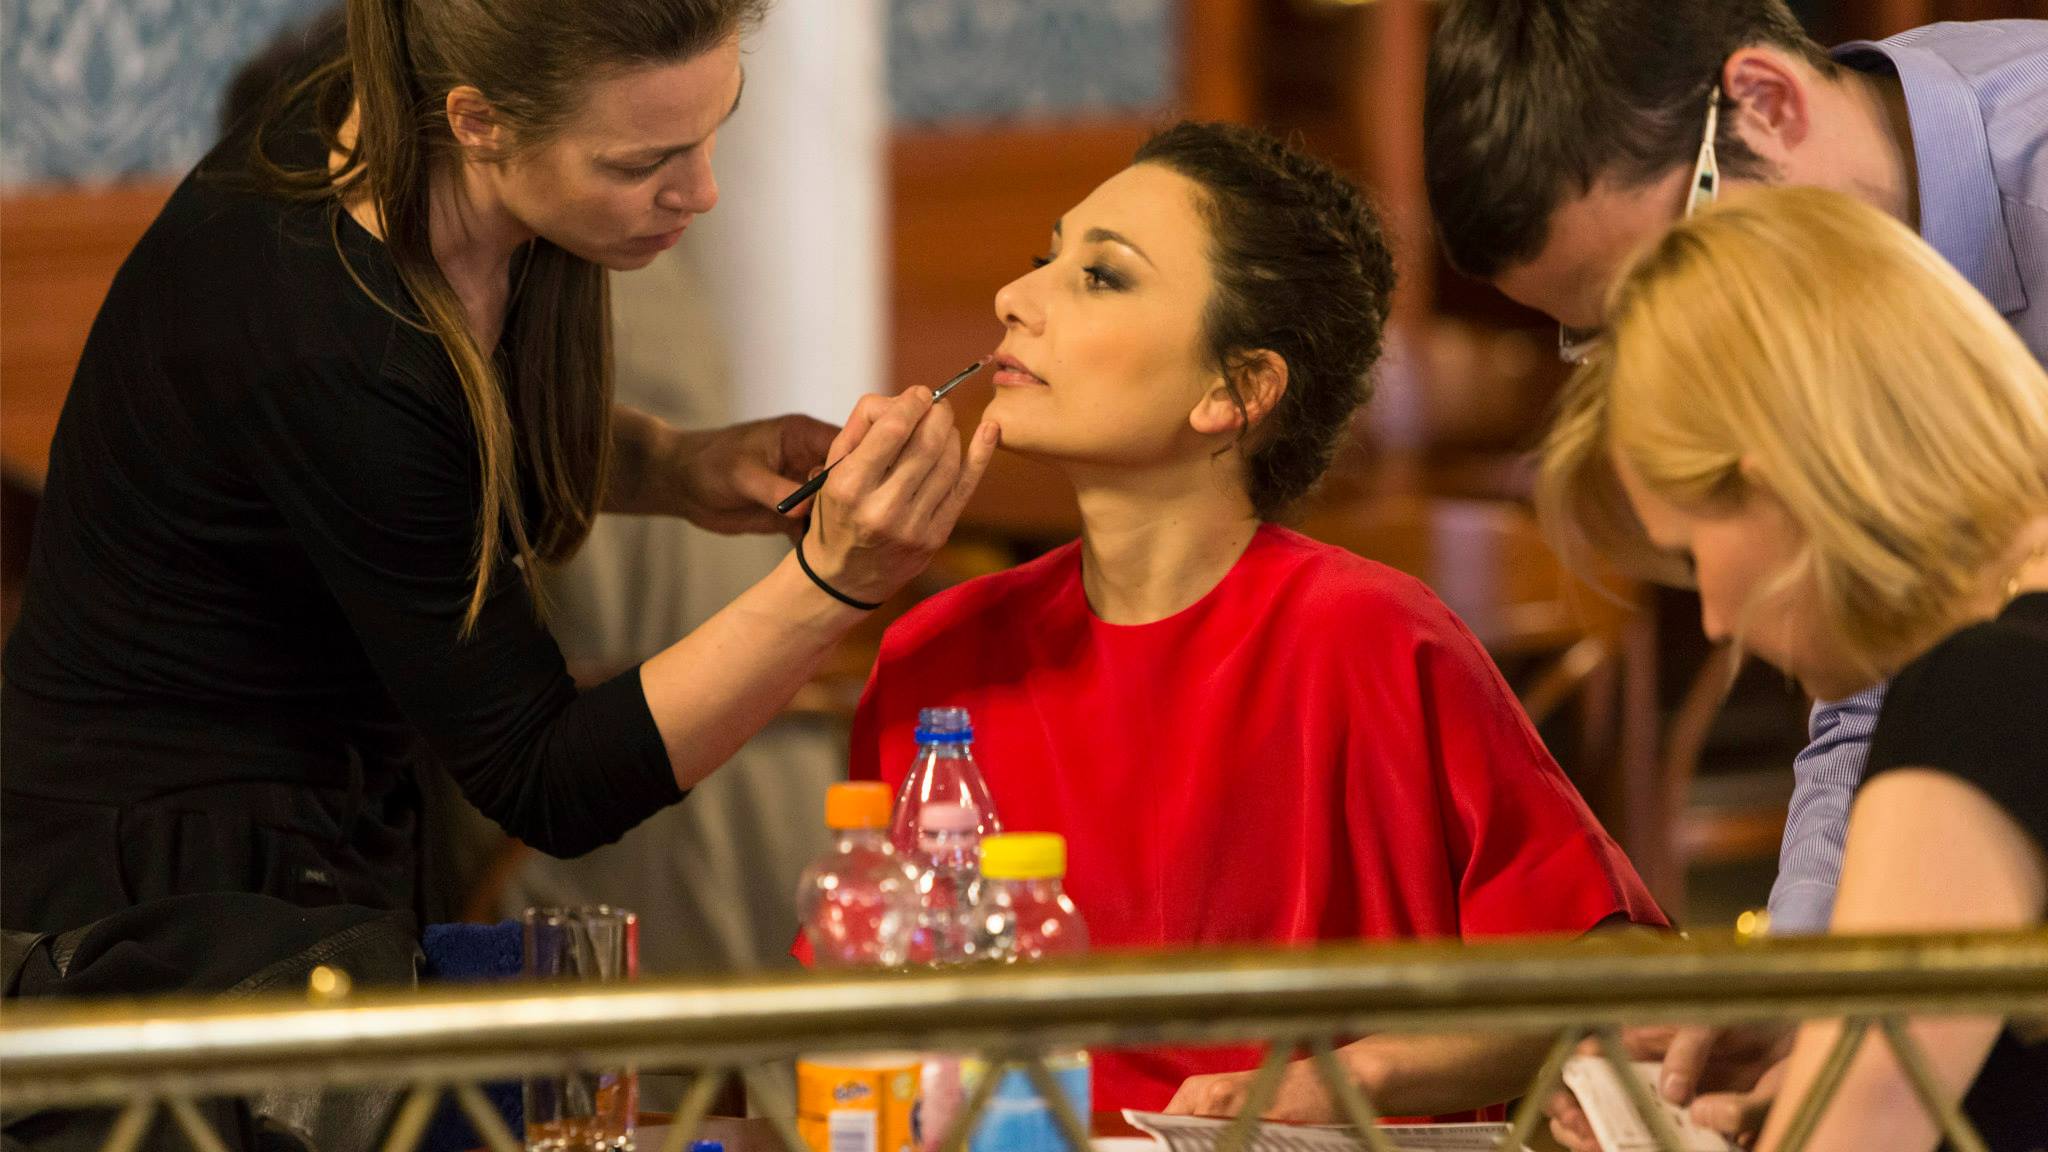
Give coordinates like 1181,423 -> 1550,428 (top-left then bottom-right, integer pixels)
1556,85 -> 1724,366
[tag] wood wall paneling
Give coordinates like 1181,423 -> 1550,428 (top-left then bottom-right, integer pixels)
1181,0 -> 1258,121
1,183 -> 174,486
1357,0 -> 1434,326
2,118 -> 1150,543
1875,0 -> 1937,32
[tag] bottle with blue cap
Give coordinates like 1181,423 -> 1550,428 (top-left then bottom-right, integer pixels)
890,706 -> 1000,851
890,707 -> 1001,967
892,707 -> 1001,1149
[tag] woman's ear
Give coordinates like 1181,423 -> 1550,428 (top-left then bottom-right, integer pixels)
1189,350 -> 1288,437
1735,454 -> 1796,518
445,86 -> 505,155
1736,453 -> 1774,495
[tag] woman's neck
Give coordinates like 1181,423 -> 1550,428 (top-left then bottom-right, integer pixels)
425,158 -> 536,333
333,103 -> 534,348
1068,463 -> 1262,626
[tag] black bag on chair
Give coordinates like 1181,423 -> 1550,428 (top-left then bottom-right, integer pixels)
2,893 -> 422,1152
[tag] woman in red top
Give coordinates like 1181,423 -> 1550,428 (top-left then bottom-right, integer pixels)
850,123 -> 1665,1120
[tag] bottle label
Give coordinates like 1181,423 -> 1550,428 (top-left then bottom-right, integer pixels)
960,1054 -> 1091,1152
798,1054 -> 922,1152
829,1111 -> 877,1152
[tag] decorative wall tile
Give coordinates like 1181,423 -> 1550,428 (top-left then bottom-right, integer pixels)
0,0 -> 1177,185
890,0 -> 1173,125
2,0 -> 337,185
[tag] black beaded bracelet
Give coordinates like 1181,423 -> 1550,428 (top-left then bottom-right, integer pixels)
795,527 -> 882,612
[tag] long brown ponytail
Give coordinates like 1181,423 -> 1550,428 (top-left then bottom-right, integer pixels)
246,0 -> 764,636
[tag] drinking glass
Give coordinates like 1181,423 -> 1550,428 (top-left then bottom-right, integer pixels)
522,905 -> 639,1152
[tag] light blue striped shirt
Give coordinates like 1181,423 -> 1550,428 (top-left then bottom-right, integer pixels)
1769,21 -> 2048,934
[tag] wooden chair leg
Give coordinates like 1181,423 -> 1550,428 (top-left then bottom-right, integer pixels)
1519,635 -> 1611,729
1659,647 -> 1743,919
1615,610 -> 1684,914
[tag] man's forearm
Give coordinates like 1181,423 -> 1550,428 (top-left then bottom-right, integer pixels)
1769,684 -> 1887,934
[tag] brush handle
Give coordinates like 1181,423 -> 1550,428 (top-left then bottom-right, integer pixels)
771,357 -> 989,517
774,466 -> 832,516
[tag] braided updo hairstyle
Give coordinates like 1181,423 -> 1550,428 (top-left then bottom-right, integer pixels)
1134,122 -> 1396,520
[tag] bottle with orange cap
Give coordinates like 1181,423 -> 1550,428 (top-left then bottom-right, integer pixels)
795,785 -> 925,1152
797,781 -> 921,968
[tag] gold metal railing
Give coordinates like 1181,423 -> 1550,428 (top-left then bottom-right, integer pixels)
6,930 -> 2048,1152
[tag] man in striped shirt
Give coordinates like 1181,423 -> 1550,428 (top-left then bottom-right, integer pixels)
1422,3 -> 2047,1146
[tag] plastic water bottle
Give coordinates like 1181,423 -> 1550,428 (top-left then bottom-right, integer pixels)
907,802 -> 985,966
798,782 -> 919,968
890,707 -> 1000,856
962,833 -> 1090,1152
905,802 -> 986,1150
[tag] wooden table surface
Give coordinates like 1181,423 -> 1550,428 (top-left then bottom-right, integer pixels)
637,1112 -> 1147,1152
637,1111 -> 1566,1152
638,1116 -> 780,1152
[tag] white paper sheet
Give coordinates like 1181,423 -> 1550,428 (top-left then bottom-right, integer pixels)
1121,1110 -> 1530,1152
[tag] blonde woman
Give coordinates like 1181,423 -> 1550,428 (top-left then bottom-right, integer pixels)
1539,185 -> 2047,1152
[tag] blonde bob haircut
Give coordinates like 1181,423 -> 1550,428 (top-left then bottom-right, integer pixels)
1538,185 -> 2048,681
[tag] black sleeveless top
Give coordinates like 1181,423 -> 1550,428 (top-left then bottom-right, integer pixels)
1864,592 -> 2048,1150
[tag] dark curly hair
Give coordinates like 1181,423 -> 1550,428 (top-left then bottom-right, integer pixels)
1134,122 -> 1396,520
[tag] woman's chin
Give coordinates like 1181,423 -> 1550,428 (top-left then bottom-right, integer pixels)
1772,654 -> 1873,704
975,418 -> 1059,463
982,394 -> 1049,442
1797,669 -> 1876,705
986,426 -> 1048,459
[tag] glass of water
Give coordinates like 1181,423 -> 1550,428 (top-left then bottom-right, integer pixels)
522,905 -> 639,1152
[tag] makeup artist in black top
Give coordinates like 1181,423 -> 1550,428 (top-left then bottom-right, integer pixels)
0,0 -> 999,934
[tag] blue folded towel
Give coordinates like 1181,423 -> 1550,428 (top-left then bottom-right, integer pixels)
422,920 -> 524,981
420,921 -> 525,1152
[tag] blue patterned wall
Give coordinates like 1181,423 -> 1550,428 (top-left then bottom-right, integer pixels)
0,0 -> 1175,185
890,0 -> 1173,125
2,0 -> 340,184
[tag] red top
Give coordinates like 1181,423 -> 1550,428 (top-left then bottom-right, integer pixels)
851,526 -> 1666,1112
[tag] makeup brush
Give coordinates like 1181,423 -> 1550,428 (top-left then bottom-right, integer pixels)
773,355 -> 993,516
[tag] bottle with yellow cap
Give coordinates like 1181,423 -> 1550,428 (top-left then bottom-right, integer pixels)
970,833 -> 1087,961
797,782 -> 920,968
959,833 -> 1090,1152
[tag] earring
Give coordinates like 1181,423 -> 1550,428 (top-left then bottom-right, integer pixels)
2006,542 -> 2048,606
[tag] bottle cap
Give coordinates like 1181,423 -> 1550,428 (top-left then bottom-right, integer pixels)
980,832 -> 1066,880
915,706 -> 974,744
690,1143 -> 724,1152
917,802 -> 977,833
825,782 -> 892,830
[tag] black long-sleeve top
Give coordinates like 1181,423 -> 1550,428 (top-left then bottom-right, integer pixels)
1,125 -> 681,932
